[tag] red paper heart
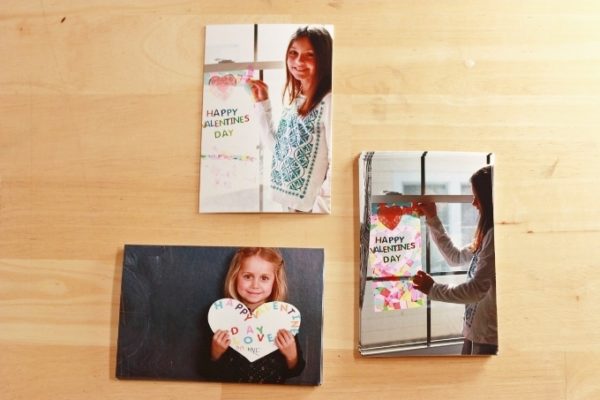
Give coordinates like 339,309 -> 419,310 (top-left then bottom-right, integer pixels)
377,204 -> 403,230
377,204 -> 416,230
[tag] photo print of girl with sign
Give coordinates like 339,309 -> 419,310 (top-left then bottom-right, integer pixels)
412,165 -> 497,355
250,25 -> 333,213
207,247 -> 306,383
116,245 -> 322,385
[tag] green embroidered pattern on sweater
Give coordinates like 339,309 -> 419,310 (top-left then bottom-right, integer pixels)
271,101 -> 324,199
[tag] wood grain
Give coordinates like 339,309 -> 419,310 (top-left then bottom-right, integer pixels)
1,1 -> 600,398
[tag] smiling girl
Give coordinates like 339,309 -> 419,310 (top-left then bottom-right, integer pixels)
250,26 -> 333,213
209,247 -> 305,383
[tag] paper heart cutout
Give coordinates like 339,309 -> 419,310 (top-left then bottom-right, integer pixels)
208,298 -> 301,362
377,204 -> 416,230
208,74 -> 237,100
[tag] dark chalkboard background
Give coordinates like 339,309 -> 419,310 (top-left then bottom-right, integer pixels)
116,245 -> 324,386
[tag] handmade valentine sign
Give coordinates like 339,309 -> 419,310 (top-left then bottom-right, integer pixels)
368,202 -> 424,311
369,202 -> 422,276
199,67 -> 260,212
208,298 -> 301,362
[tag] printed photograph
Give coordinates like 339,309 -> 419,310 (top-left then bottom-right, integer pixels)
358,151 -> 497,356
199,24 -> 334,213
116,245 -> 324,385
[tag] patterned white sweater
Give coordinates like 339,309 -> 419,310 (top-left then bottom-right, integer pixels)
254,93 -> 332,212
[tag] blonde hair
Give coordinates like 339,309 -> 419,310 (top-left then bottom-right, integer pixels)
224,247 -> 288,302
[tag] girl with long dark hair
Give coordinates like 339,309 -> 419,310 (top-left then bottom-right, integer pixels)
412,165 -> 497,355
250,26 -> 333,212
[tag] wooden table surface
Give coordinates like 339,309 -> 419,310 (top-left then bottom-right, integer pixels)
2,1 -> 600,399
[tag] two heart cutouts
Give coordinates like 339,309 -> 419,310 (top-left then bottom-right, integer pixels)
208,298 -> 301,362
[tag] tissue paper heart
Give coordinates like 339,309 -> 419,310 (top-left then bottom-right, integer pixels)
377,204 -> 404,230
376,203 -> 418,231
208,74 -> 237,100
208,298 -> 301,362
